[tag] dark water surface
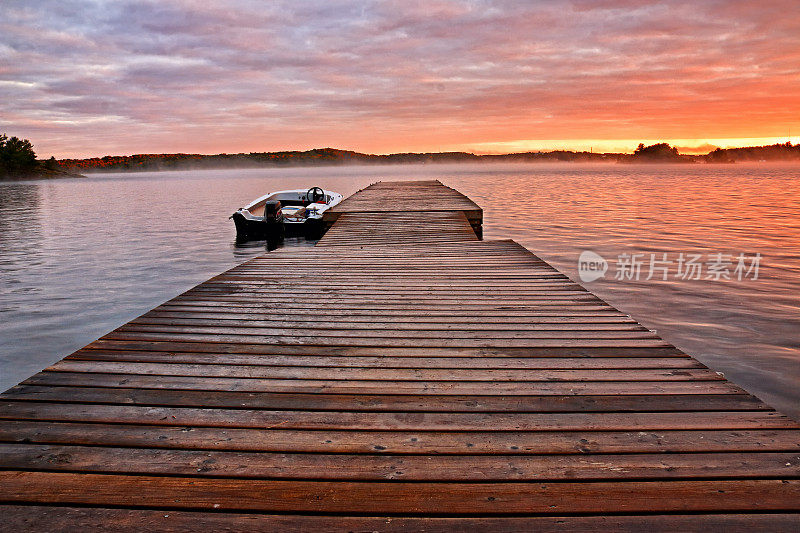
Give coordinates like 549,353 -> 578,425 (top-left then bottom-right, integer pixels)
1,164 -> 799,419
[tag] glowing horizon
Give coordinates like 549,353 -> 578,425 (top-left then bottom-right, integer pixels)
2,1 -> 799,160
50,136 -> 800,160
461,136 -> 800,156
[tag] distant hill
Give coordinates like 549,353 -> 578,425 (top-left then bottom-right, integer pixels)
55,147 -> 617,173
622,142 -> 693,163
43,141 -> 800,174
704,142 -> 800,162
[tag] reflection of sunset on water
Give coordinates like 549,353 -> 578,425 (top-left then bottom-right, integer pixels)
2,1 -> 800,524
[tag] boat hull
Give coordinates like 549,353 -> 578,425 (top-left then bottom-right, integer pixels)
232,188 -> 343,242
232,212 -> 284,242
284,218 -> 324,239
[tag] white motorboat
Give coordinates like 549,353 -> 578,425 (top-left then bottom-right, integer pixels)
231,186 -> 343,240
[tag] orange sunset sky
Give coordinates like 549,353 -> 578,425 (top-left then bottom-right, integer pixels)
2,0 -> 799,158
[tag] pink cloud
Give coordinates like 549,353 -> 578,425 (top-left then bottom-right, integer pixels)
1,0 -> 799,157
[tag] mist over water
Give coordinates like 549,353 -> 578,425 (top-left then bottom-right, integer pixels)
1,163 -> 799,419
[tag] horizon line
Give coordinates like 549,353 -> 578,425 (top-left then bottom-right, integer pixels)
47,136 -> 800,160
53,137 -> 800,161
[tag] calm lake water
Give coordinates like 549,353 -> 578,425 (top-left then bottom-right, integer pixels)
1,163 -> 799,419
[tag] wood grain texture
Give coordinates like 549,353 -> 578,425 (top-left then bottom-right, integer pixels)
317,211 -> 479,246
322,179 -> 483,231
0,180 -> 797,529
3,507 -> 798,533
2,472 -> 800,514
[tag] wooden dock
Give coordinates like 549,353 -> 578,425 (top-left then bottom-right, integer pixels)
322,179 -> 483,238
1,180 -> 798,531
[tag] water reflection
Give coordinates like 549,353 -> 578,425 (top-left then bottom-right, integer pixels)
233,237 -> 279,254
0,181 -> 43,252
0,182 -> 44,302
0,164 -> 799,420
233,235 -> 318,255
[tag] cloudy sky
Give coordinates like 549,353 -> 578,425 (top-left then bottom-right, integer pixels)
2,0 -> 799,158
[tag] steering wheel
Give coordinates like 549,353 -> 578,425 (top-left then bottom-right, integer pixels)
306,187 -> 325,204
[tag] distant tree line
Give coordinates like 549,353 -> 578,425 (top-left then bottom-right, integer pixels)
55,147 -> 617,173
705,142 -> 799,162
0,133 -> 38,177
66,142 -> 797,172
6,136 -> 800,177
0,133 -> 69,180
618,142 -> 692,163
633,142 -> 680,159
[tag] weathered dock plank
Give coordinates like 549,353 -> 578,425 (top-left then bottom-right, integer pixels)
317,211 -> 478,246
0,180 -> 798,530
5,507 -> 800,533
322,179 -> 483,237
3,472 -> 800,513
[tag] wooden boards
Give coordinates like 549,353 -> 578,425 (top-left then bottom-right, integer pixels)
1,180 -> 798,530
322,179 -> 483,236
317,211 -> 478,246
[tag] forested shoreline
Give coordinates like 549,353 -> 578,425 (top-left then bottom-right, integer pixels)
3,133 -> 799,180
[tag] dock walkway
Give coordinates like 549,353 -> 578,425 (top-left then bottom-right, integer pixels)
1,180 -> 798,531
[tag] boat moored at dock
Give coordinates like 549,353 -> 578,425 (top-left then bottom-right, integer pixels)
231,186 -> 343,240
3,180 -> 798,529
